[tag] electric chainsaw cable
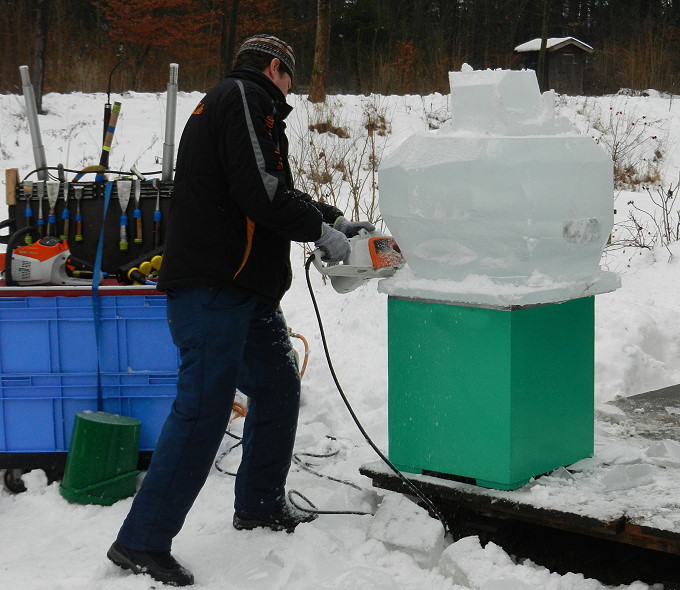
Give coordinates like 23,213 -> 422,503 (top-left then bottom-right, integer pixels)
303,254 -> 450,537
22,166 -> 164,181
215,418 -> 370,514
292,449 -> 362,491
212,256 -> 450,532
214,431 -> 243,477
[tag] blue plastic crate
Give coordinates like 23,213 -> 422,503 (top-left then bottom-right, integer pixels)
0,295 -> 180,374
0,372 -> 176,452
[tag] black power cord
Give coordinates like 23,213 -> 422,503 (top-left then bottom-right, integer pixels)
21,166 -> 164,182
215,428 -> 373,516
304,255 -> 450,537
287,446 -> 374,516
293,448 -> 362,491
214,431 -> 243,477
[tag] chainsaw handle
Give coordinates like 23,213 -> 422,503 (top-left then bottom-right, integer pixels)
311,249 -> 371,277
311,249 -> 328,274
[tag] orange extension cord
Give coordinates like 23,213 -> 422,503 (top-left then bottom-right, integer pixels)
228,328 -> 310,423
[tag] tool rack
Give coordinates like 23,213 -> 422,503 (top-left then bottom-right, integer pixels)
1,63 -> 182,492
5,175 -> 173,275
1,174 -> 178,492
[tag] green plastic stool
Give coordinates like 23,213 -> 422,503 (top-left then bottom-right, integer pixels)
60,411 -> 141,506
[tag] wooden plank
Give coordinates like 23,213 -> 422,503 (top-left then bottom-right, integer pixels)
5,168 -> 18,206
360,461 -> 680,555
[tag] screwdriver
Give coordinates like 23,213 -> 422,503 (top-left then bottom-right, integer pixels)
23,181 -> 34,243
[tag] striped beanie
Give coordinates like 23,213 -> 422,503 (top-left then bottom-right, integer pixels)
236,34 -> 296,78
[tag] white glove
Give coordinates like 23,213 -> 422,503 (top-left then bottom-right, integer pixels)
333,216 -> 376,238
315,223 -> 351,263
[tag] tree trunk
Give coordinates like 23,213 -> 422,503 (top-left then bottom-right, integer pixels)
130,44 -> 151,91
222,0 -> 240,78
32,0 -> 49,114
536,0 -> 551,91
308,0 -> 331,103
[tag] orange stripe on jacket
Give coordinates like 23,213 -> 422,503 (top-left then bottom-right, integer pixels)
233,217 -> 255,278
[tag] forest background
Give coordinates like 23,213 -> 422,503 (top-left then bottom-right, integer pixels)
1,0 -> 680,106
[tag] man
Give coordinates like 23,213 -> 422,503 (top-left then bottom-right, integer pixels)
107,34 -> 374,586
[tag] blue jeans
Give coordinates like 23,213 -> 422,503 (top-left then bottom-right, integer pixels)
116,285 -> 301,552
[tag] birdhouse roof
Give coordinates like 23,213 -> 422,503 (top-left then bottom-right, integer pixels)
514,37 -> 594,53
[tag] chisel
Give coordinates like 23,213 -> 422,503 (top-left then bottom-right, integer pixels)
116,180 -> 132,251
74,185 -> 84,242
133,179 -> 143,244
46,181 -> 60,236
152,179 -> 162,248
60,181 -> 71,241
23,181 -> 34,242
36,180 -> 46,236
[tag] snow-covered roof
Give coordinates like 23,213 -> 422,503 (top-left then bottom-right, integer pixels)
514,36 -> 594,53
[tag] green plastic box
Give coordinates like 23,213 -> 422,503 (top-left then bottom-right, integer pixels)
387,296 -> 594,490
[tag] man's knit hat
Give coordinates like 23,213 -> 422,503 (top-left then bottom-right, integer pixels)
236,34 -> 296,78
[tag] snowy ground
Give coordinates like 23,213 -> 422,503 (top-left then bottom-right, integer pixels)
1,82 -> 680,589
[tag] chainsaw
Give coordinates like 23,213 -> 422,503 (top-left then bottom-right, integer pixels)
3,227 -> 98,286
312,228 -> 405,293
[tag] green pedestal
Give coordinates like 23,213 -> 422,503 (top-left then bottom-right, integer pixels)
387,296 -> 594,490
60,411 -> 141,506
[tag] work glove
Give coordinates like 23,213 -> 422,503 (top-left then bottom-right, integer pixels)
333,216 -> 376,238
315,223 -> 351,263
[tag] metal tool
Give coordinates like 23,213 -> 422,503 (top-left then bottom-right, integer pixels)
36,180 -> 46,236
74,185 -> 84,242
152,179 -> 162,248
133,178 -> 143,244
162,63 -> 179,182
60,181 -> 70,240
116,180 -> 132,251
19,65 -> 47,181
22,181 -> 34,242
45,181 -> 60,236
312,229 -> 405,293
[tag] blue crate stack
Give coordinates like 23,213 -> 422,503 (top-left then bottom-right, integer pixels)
0,295 -> 179,453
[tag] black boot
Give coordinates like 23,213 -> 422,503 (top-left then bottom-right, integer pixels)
107,541 -> 194,587
233,502 -> 317,533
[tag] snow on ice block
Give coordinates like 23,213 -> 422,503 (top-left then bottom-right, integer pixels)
379,66 -> 618,304
367,492 -> 445,557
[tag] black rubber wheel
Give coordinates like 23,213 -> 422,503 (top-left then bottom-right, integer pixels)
2,469 -> 27,494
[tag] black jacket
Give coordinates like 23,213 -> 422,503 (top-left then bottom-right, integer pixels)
157,66 -> 342,303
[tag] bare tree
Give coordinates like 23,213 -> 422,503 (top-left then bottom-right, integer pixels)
308,0 -> 331,103
221,0 -> 241,78
536,0 -> 550,91
33,0 -> 49,113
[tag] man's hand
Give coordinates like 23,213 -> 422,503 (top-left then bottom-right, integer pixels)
315,223 -> 351,263
333,216 -> 376,238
